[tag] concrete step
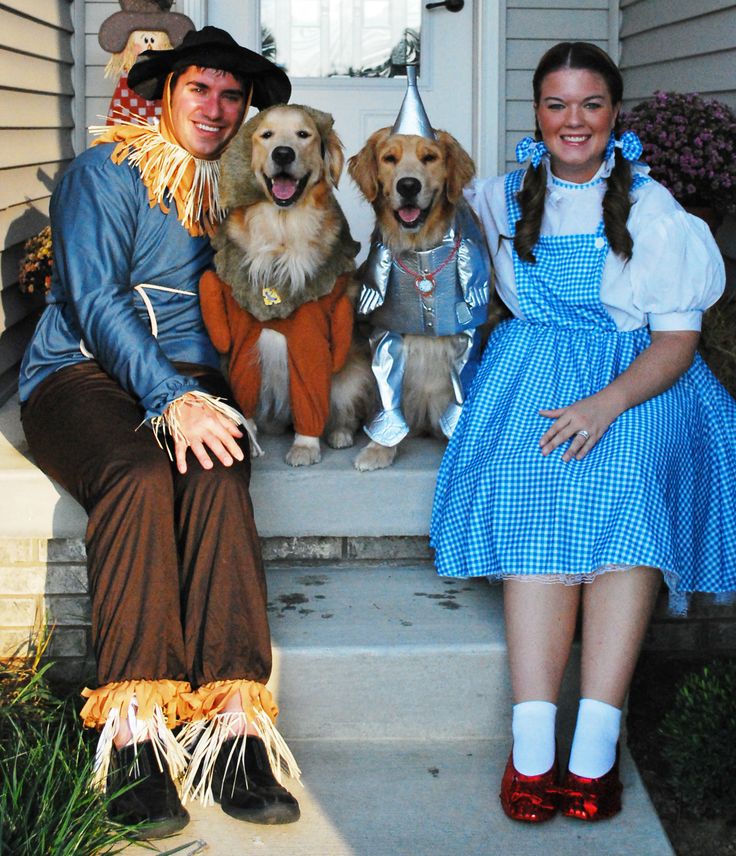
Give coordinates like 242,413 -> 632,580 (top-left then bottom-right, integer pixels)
266,563 -> 580,739
251,435 -> 445,537
0,396 -> 443,538
0,402 -> 675,854
119,563 -> 672,856
124,739 -> 674,856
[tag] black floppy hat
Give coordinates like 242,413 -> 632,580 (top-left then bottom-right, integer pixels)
127,25 -> 291,109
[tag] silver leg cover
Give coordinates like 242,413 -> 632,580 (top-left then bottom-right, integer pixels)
364,330 -> 410,447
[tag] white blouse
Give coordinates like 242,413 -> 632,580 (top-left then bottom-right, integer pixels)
467,157 -> 726,332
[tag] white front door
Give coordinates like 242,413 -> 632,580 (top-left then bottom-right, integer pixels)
252,0 -> 480,259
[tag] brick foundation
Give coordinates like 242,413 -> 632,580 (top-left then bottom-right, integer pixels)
1,537 -> 733,681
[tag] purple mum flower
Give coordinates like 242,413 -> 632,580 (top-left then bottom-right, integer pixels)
620,90 -> 736,213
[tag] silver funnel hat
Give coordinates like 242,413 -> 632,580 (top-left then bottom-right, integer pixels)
391,65 -> 437,139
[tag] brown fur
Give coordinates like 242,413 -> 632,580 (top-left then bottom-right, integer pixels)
214,105 -> 360,321
348,128 -> 480,471
204,104 -> 375,466
348,128 -> 475,252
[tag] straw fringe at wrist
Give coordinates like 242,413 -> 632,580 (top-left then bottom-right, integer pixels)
80,679 -> 193,792
177,679 -> 302,806
149,390 -> 263,458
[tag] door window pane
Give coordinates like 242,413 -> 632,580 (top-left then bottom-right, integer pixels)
261,0 -> 421,78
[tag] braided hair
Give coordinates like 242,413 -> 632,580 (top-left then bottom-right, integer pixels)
514,42 -> 634,264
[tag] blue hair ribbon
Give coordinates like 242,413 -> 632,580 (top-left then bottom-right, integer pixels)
515,136 -> 548,168
605,130 -> 643,162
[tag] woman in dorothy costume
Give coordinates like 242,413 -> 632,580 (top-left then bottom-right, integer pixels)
430,41 -> 736,824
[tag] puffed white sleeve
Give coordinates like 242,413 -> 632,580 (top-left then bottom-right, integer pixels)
464,176 -> 506,255
465,174 -> 521,314
629,182 -> 726,332
463,178 -> 499,239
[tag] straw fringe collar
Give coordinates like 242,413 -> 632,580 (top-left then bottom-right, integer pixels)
90,114 -> 225,237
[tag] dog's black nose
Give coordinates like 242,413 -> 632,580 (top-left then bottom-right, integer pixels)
396,177 -> 422,199
272,146 -> 296,166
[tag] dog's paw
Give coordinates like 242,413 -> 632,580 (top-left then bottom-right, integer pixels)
285,434 -> 322,467
354,441 -> 397,471
326,428 -> 355,449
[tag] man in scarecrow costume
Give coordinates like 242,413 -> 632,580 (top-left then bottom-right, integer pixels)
19,27 -> 300,837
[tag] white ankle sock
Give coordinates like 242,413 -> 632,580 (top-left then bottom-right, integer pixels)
568,698 -> 621,778
511,700 -> 557,776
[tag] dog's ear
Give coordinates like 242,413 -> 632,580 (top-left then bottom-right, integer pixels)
219,109 -> 268,208
437,130 -> 476,204
323,127 -> 345,187
301,105 -> 345,187
347,127 -> 390,203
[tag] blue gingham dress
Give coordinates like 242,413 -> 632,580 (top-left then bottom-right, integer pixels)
430,169 -> 736,609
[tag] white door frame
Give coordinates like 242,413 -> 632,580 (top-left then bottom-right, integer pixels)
473,0 -> 502,178
206,0 -> 502,176
72,0 -> 87,155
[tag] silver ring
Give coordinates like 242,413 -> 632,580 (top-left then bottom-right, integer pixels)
576,430 -> 591,441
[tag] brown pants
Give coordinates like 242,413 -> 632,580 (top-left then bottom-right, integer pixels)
22,362 -> 271,689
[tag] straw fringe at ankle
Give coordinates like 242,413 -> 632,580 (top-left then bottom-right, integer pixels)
177,679 -> 302,806
80,679 -> 193,791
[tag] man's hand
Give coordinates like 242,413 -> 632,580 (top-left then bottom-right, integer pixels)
171,396 -> 244,474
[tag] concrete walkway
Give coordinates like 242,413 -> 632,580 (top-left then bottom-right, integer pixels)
128,740 -> 670,856
124,566 -> 673,856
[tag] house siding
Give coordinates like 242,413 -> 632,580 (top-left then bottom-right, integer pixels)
620,0 -> 736,110
0,0 -> 76,404
620,0 -> 736,282
502,1 -> 618,171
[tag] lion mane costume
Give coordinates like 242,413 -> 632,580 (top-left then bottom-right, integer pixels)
199,105 -> 360,439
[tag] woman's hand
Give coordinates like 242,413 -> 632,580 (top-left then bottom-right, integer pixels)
171,396 -> 244,474
539,390 -> 624,461
539,330 -> 700,462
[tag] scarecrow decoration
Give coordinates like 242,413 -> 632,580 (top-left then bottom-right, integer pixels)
98,0 -> 194,125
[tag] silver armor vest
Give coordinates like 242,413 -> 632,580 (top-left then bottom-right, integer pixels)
358,200 -> 490,335
359,201 -> 492,447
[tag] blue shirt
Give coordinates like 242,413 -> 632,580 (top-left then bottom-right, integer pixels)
19,143 -> 220,420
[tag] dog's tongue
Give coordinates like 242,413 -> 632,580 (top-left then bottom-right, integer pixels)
272,177 -> 298,201
398,206 -> 421,224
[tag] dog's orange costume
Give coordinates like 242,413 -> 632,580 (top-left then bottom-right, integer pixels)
200,270 -> 354,438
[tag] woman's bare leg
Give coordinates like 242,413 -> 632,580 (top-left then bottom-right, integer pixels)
580,567 -> 661,707
504,578 -> 581,703
567,567 -> 661,779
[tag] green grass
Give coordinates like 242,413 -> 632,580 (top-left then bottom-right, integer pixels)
0,652 -> 140,855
